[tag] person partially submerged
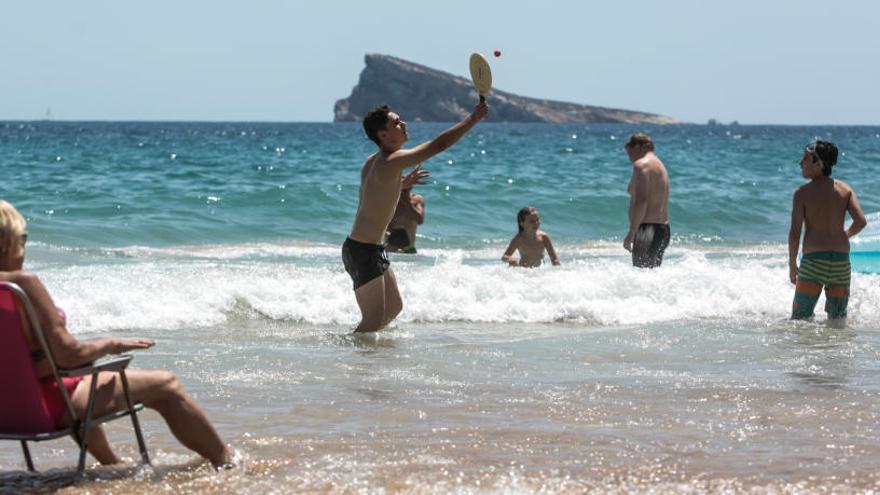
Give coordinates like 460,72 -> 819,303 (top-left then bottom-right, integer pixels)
501,206 -> 560,268
343,100 -> 488,332
386,185 -> 425,254
623,133 -> 671,268
789,140 -> 867,323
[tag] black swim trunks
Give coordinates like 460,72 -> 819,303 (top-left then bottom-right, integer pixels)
342,237 -> 390,290
632,223 -> 670,268
386,228 -> 417,254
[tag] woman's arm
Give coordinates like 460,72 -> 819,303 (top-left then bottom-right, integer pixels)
14,272 -> 153,368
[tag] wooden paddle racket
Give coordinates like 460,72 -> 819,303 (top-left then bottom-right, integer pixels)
469,52 -> 492,102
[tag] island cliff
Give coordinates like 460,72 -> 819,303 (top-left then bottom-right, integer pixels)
334,54 -> 681,124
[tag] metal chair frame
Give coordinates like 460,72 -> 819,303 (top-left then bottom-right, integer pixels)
0,282 -> 150,475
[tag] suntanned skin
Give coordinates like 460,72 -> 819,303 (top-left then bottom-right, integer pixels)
350,101 -> 488,332
386,187 -> 425,252
501,211 -> 561,268
0,230 -> 230,468
788,149 -> 867,285
623,144 -> 670,252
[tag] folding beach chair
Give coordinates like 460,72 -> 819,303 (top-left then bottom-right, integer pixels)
0,281 -> 150,475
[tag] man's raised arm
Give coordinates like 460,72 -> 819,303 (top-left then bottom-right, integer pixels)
386,101 -> 489,172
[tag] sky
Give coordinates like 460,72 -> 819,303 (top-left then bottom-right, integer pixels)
1,0 -> 878,125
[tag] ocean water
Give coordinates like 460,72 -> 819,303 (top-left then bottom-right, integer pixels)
1,121 -> 879,493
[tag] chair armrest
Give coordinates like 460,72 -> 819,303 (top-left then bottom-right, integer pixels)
59,354 -> 134,377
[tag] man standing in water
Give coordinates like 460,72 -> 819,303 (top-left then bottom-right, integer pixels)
386,186 -> 425,254
343,101 -> 488,332
623,133 -> 671,268
789,140 -> 867,322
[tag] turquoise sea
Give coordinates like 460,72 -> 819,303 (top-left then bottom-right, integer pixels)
1,121 -> 879,493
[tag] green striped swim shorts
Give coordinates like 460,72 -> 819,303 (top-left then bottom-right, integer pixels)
792,251 -> 851,320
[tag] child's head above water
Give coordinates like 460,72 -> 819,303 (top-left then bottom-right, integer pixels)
517,206 -> 540,233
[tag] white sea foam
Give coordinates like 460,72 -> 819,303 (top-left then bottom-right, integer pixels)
107,241 -> 341,260
37,245 -> 880,334
99,240 -> 790,262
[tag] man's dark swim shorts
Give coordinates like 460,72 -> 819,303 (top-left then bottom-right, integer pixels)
342,237 -> 390,290
632,223 -> 670,268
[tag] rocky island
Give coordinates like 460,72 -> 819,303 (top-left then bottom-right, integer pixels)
334,54 -> 681,124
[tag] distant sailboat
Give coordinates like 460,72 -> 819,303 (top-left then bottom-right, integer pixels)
44,107 -> 53,121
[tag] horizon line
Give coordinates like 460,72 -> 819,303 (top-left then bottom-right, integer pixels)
3,119 -> 880,127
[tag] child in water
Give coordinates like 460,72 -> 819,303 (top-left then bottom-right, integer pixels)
501,206 -> 561,267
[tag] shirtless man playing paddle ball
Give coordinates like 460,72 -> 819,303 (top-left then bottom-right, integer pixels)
343,101 -> 489,332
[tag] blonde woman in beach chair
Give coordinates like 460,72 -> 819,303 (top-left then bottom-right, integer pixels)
0,200 -> 229,473
0,281 -> 150,475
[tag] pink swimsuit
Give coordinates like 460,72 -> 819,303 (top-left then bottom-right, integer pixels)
37,308 -> 83,428
39,376 -> 82,428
